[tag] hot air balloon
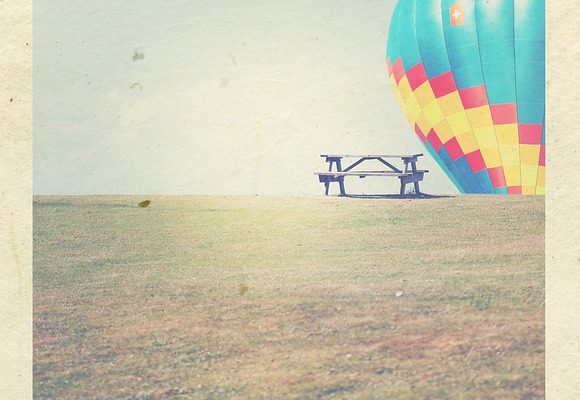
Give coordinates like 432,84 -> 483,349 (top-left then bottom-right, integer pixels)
386,0 -> 545,195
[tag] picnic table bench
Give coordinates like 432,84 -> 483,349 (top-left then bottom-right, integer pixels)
315,154 -> 428,197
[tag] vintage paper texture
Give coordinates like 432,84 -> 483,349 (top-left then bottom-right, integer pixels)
0,0 -> 33,398
1,1 -> 579,398
545,1 -> 580,398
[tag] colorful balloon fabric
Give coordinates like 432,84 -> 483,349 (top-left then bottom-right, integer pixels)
386,0 -> 545,194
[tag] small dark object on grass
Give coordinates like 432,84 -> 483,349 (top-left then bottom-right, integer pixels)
239,283 -> 249,296
138,200 -> 151,208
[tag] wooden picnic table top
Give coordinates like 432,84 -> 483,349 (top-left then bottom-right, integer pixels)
316,170 -> 428,176
320,154 -> 423,159
315,171 -> 427,177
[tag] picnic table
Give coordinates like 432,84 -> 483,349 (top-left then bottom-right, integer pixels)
315,154 -> 428,197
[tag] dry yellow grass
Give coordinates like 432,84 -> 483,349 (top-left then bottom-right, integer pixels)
33,195 -> 544,399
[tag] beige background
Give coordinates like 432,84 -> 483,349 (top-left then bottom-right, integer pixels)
1,1 -> 579,398
545,1 -> 580,397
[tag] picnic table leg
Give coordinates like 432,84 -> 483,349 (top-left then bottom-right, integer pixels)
324,181 -> 330,196
325,157 -> 346,196
333,158 -> 346,196
411,161 -> 421,195
400,159 -> 409,196
339,177 -> 346,196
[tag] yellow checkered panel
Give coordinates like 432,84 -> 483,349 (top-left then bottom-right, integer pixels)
386,55 -> 544,195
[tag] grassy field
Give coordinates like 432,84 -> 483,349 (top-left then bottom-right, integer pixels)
33,195 -> 544,399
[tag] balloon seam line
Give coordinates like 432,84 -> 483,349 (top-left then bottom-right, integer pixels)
535,88 -> 546,195
439,0 -> 484,193
535,12 -> 546,196
513,0 -> 524,193
473,0 -> 508,194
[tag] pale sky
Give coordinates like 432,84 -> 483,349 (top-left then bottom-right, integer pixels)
34,0 -> 458,196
